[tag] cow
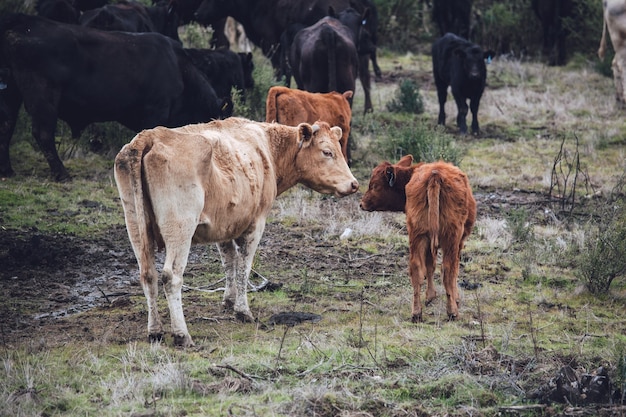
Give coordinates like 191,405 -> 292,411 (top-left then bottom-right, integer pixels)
598,0 -> 626,107
0,13 -> 231,181
184,48 -> 254,101
114,117 -> 359,347
360,155 -> 476,322
531,0 -> 574,66
432,0 -> 472,39
193,0 -> 380,113
289,9 -> 366,110
265,86 -> 353,163
432,33 -> 492,135
35,0 -> 80,24
79,1 -> 181,42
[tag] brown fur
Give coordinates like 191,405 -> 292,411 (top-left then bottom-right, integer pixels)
360,156 -> 476,322
265,86 -> 353,163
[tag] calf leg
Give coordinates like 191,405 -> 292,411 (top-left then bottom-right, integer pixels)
359,55 -> 373,113
613,53 -> 626,107
424,248 -> 437,305
441,240 -> 462,320
0,86 -> 21,178
436,85 -> 448,126
408,237 -> 429,322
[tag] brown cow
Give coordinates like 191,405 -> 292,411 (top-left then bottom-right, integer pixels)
265,86 -> 353,164
360,155 -> 476,322
115,117 -> 358,347
598,0 -> 626,107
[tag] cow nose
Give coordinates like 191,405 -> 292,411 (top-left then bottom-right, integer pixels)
351,180 -> 359,193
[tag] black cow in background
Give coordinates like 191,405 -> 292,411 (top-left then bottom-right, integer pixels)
432,33 -> 493,135
0,13 -> 231,181
532,0 -> 573,66
432,0 -> 472,39
184,48 -> 254,101
36,0 -> 80,23
80,1 -> 181,42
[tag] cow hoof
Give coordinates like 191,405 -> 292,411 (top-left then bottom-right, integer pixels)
411,313 -> 423,323
148,333 -> 164,343
173,333 -> 195,347
447,313 -> 458,321
235,311 -> 255,323
425,296 -> 437,306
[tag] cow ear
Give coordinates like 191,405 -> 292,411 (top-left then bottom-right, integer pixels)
297,123 -> 314,148
386,166 -> 396,187
330,126 -> 342,141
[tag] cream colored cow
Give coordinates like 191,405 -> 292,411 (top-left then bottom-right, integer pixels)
114,117 -> 358,347
598,0 -> 626,106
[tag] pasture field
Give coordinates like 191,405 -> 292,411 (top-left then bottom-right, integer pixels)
1,49 -> 626,417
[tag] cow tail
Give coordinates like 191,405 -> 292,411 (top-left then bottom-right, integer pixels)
427,170 -> 442,260
265,87 -> 280,123
323,27 -> 338,92
114,132 -> 154,268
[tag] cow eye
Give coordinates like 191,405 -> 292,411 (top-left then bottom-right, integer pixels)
323,149 -> 333,158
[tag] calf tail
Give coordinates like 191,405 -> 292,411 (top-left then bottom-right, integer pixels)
427,170 -> 442,260
114,132 -> 155,267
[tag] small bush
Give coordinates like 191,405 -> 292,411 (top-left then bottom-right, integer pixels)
386,79 -> 424,114
232,55 -> 280,122
381,123 -> 462,165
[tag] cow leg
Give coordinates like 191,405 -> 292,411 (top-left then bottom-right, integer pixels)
217,240 -> 238,312
424,248 -> 437,305
469,96 -> 481,135
371,52 -> 382,80
0,92 -> 21,178
30,117 -> 70,181
408,237 -> 429,323
161,236 -> 195,347
359,55 -> 373,113
232,223 -> 266,322
441,237 -> 462,320
436,85 -> 447,126
613,53 -> 626,107
453,95 -> 469,134
139,253 -> 164,343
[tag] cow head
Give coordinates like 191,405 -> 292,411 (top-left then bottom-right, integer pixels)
360,155 -> 415,212
295,122 -> 358,198
194,0 -> 228,24
455,44 -> 488,81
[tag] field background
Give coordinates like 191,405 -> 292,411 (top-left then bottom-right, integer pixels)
1,1 -> 626,416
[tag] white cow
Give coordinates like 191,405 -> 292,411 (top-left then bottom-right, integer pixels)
114,117 -> 358,347
598,0 -> 626,106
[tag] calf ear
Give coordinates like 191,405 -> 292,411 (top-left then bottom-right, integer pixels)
297,123 -> 314,148
397,154 -> 413,167
385,166 -> 396,187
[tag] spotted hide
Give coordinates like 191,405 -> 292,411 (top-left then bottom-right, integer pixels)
360,156 -> 476,322
114,117 -> 358,347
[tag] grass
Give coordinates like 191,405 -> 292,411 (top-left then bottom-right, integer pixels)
1,46 -> 626,416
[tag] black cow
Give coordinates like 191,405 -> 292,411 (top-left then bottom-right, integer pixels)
36,0 -> 80,23
532,0 -> 573,66
432,0 -> 472,39
0,13 -> 231,181
194,0 -> 380,112
432,33 -> 492,135
184,48 -> 254,100
80,1 -> 181,42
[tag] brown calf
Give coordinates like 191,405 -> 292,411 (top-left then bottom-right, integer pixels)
360,155 -> 476,321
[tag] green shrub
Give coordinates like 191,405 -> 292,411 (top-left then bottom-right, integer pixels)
232,56 -> 280,122
386,79 -> 424,114
379,122 -> 462,165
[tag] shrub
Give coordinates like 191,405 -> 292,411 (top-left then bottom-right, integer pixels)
232,55 -> 280,122
386,79 -> 424,114
379,122 -> 462,166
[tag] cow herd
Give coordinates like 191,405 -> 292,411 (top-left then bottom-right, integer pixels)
2,0 -> 625,346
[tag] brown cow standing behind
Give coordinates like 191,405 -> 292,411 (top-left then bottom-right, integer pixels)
360,156 -> 476,322
115,117 -> 358,347
265,86 -> 353,164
